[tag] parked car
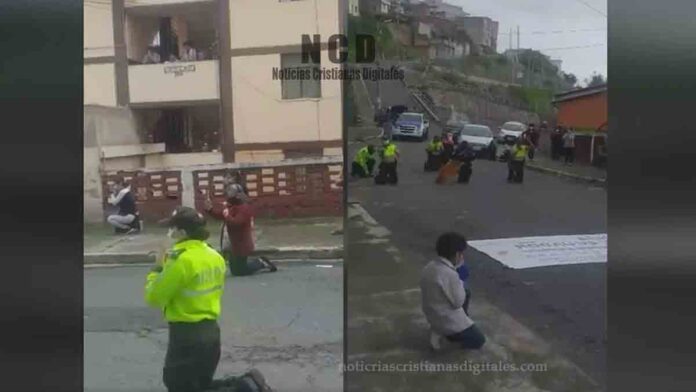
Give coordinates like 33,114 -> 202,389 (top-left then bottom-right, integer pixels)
391,112 -> 429,141
496,121 -> 526,144
444,119 -> 469,136
456,124 -> 497,160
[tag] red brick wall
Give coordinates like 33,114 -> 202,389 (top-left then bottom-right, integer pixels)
556,92 -> 607,130
103,162 -> 343,222
193,163 -> 343,219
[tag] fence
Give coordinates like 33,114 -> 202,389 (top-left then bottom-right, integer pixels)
102,159 -> 343,222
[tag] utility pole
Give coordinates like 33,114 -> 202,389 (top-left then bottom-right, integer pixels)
516,26 -> 521,84
509,27 -> 514,84
376,62 -> 382,111
517,25 -> 520,52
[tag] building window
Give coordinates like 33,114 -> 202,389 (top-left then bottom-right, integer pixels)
280,53 -> 321,99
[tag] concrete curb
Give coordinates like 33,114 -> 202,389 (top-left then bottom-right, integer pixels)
526,164 -> 607,185
84,259 -> 343,269
84,246 -> 344,265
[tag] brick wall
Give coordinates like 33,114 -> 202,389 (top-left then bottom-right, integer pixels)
102,160 -> 343,222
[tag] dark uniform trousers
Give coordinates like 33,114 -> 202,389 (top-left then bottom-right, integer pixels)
383,161 -> 398,184
508,160 -> 525,183
164,319 -> 221,392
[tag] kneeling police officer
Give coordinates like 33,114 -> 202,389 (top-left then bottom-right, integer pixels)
146,207 -> 227,392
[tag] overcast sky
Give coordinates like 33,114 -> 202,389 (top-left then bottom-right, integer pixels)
452,0 -> 607,84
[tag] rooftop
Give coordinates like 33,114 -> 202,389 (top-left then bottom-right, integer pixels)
553,84 -> 607,104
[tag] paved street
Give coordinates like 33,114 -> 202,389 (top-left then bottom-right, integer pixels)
347,134 -> 607,388
84,263 -> 343,392
347,70 -> 607,389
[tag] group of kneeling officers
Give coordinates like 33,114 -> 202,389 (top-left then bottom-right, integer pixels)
351,131 -> 532,185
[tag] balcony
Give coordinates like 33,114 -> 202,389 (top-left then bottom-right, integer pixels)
128,60 -> 220,106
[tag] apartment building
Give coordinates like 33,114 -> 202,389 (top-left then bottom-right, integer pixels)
423,0 -> 468,20
84,0 -> 344,222
85,0 -> 343,166
457,16 -> 498,53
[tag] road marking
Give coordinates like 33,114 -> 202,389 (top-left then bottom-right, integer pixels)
468,234 -> 607,269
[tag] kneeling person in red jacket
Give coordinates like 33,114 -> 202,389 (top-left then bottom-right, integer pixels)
205,185 -> 277,276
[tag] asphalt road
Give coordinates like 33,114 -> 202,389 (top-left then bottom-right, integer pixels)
84,263 -> 343,392
348,131 -> 607,386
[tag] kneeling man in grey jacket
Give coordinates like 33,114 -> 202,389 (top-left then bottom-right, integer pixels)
420,232 -> 486,350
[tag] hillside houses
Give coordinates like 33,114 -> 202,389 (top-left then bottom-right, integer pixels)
357,0 -> 498,60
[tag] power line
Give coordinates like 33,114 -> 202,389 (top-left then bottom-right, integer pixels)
539,43 -> 605,51
570,0 -> 607,17
499,28 -> 605,36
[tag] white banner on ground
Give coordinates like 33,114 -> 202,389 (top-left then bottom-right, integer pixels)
468,234 -> 607,269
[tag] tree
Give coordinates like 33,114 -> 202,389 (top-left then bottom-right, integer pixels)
562,72 -> 578,87
586,72 -> 606,87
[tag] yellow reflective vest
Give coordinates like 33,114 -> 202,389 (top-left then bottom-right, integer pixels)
355,146 -> 373,172
145,239 -> 227,323
511,145 -> 529,161
382,143 -> 398,163
426,141 -> 444,154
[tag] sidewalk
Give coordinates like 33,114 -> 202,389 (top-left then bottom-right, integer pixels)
345,203 -> 601,392
526,154 -> 607,184
84,216 -> 343,265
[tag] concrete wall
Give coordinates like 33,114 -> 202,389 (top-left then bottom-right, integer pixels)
84,106 -> 144,223
229,0 -> 340,49
145,152 -> 223,168
84,147 -> 104,223
103,156 -> 146,172
84,64 -> 118,107
429,89 -> 540,131
323,147 -> 343,157
235,150 -> 286,163
84,1 -> 114,59
128,61 -> 220,103
230,50 -> 342,144
85,105 -> 143,147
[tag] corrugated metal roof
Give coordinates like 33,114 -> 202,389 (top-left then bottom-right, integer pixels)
553,84 -> 607,104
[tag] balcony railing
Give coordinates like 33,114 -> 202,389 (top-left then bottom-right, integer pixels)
128,60 -> 220,105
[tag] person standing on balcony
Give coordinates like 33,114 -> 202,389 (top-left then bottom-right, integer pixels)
142,46 -> 161,64
181,41 -> 198,62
